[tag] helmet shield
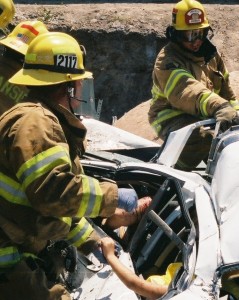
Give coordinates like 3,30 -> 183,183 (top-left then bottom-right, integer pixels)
73,77 -> 98,119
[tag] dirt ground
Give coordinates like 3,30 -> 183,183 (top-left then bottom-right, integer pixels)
14,3 -> 239,143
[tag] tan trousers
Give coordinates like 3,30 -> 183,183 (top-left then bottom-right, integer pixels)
0,260 -> 71,300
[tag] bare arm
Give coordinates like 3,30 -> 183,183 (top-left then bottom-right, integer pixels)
100,237 -> 168,300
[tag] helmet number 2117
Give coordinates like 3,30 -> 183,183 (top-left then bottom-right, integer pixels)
56,55 -> 77,69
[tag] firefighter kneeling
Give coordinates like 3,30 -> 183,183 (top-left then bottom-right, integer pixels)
148,0 -> 239,171
0,31 -> 151,300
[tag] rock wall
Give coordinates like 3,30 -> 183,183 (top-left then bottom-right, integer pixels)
73,30 -> 167,123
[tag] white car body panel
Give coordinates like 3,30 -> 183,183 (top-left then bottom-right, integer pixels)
71,116 -> 239,299
157,119 -> 215,168
211,141 -> 239,264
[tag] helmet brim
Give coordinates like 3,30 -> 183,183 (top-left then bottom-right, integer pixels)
9,69 -> 93,86
0,36 -> 28,55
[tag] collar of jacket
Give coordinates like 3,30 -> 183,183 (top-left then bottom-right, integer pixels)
46,103 -> 87,141
170,39 -> 217,64
29,94 -> 87,142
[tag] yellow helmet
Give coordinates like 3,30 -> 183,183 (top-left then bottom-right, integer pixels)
172,0 -> 210,30
0,0 -> 15,29
9,32 -> 92,86
0,20 -> 48,55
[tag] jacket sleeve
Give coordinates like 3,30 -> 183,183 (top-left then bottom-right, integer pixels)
8,106 -> 118,219
67,217 -> 103,254
214,53 -> 239,110
215,53 -> 237,101
153,51 -> 229,117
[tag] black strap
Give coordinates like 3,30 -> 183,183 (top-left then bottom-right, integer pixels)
24,62 -> 85,75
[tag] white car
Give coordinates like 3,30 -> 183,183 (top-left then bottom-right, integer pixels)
64,83 -> 239,299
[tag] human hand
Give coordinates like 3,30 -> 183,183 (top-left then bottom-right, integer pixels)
99,237 -> 117,260
117,188 -> 138,212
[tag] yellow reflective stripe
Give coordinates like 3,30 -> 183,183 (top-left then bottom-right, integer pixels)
151,82 -> 166,103
0,172 -> 30,206
214,70 -> 229,94
230,99 -> 239,110
76,175 -> 103,218
151,123 -> 162,135
165,69 -> 194,98
16,145 -> 71,190
223,70 -> 229,80
60,217 -> 72,227
151,109 -> 185,134
67,217 -> 93,248
0,248 -> 38,268
0,247 -> 21,267
213,88 -> 220,94
199,92 -> 214,117
22,253 -> 38,259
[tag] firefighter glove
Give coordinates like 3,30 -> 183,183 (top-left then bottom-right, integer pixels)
214,102 -> 237,123
117,188 -> 138,212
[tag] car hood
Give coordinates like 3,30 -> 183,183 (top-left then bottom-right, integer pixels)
82,117 -> 159,151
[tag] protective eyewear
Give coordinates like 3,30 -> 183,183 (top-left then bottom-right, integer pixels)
181,29 -> 206,43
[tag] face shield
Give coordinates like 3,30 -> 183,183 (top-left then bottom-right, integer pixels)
73,77 -> 100,120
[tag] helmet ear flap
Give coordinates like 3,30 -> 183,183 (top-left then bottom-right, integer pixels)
166,25 -> 177,42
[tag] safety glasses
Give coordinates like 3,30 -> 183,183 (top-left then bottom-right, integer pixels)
182,29 -> 204,42
178,28 -> 213,43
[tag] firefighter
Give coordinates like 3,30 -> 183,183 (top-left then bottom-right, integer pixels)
148,0 -> 239,171
0,31 -> 147,299
0,20 -> 49,115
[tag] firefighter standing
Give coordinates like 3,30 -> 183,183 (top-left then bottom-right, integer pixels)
0,31 -> 141,299
0,20 -> 49,115
148,0 -> 239,171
